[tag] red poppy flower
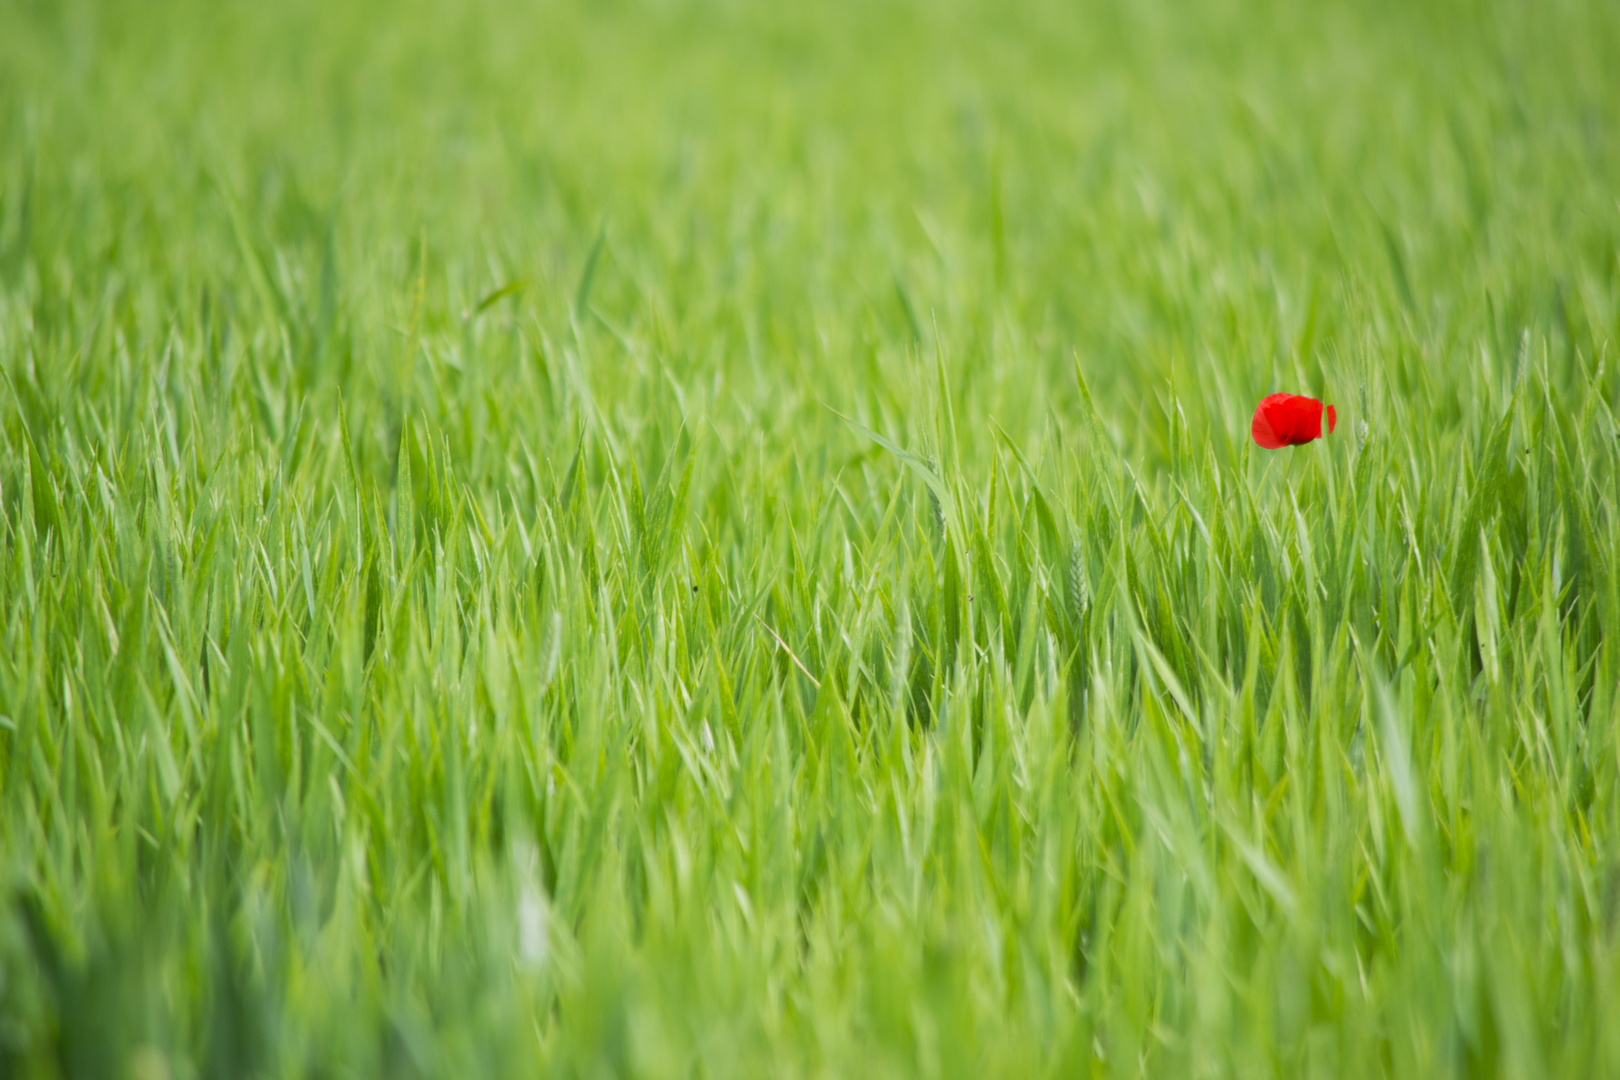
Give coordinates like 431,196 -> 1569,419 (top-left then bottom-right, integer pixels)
1251,393 -> 1336,449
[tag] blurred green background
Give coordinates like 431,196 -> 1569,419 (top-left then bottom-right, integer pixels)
7,0 -> 1613,457
2,0 -> 1619,1076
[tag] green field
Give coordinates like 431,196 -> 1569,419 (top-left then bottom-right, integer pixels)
2,0 -> 1619,1075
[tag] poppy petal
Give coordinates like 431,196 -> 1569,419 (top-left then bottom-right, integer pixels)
1294,396 -> 1323,442
1325,405 -> 1336,434
1250,406 -> 1286,449
1257,393 -> 1304,446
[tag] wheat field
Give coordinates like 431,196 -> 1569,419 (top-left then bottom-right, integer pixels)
2,0 -> 1619,1076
